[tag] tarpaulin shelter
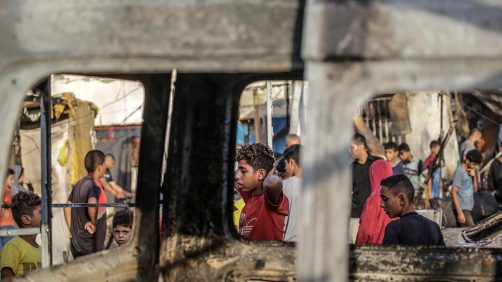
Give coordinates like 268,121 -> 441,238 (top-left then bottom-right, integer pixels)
19,92 -> 97,265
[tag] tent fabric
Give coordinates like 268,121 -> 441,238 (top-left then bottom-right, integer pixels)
19,94 -> 96,265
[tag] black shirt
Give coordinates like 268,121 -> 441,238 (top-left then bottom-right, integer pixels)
351,154 -> 380,218
488,159 -> 502,202
104,168 -> 113,182
382,212 -> 445,246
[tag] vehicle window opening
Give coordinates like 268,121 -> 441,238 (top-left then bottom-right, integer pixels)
1,74 -> 145,270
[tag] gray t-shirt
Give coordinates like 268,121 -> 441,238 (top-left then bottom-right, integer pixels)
283,176 -> 301,242
453,164 -> 474,211
460,140 -> 475,158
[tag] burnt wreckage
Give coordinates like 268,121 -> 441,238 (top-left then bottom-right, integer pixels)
2,0 -> 502,281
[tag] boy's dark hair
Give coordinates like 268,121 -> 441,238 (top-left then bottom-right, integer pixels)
384,142 -> 399,151
11,191 -> 41,227
7,168 -> 14,176
283,144 -> 301,166
275,158 -> 286,174
236,143 -> 275,173
105,153 -> 115,161
398,143 -> 411,152
380,174 -> 415,202
353,133 -> 368,150
429,140 -> 440,149
84,150 -> 105,173
465,149 -> 483,164
113,208 -> 133,228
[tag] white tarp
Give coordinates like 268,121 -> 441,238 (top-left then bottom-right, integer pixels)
20,121 -> 71,265
51,74 -> 145,126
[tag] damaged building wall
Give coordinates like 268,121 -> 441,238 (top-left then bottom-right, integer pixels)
404,92 -> 459,180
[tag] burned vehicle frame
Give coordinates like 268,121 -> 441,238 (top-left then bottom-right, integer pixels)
1,0 -> 502,281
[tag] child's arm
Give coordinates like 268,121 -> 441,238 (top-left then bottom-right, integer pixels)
99,178 -> 125,199
452,186 -> 465,224
85,186 -> 100,234
1,267 -> 15,278
64,190 -> 73,230
263,171 -> 283,206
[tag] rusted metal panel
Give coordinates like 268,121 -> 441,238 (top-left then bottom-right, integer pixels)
350,245 -> 502,281
303,0 -> 502,60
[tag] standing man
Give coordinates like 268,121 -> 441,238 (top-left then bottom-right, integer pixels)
488,143 -> 502,205
285,133 -> 301,149
452,149 -> 483,227
350,133 -> 380,243
100,154 -> 133,200
66,150 -> 108,258
460,128 -> 482,158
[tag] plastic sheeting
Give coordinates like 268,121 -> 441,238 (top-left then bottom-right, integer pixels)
19,97 -> 95,265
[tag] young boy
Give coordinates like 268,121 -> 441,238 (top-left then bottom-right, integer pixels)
65,150 -> 108,258
452,149 -> 483,227
235,143 -> 288,241
0,191 -> 42,278
112,209 -> 133,247
424,140 -> 441,170
282,144 -> 302,242
398,143 -> 424,197
384,142 -> 404,175
380,174 -> 444,246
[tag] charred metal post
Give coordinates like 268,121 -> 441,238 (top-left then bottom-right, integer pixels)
40,89 -> 53,267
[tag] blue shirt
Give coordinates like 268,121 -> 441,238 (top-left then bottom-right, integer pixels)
452,164 -> 474,211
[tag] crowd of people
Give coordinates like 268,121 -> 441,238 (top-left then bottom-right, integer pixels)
351,129 -> 487,246
0,150 -> 134,278
234,127 -> 497,247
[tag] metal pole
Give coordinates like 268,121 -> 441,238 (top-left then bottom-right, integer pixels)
40,89 -> 52,267
266,81 -> 273,148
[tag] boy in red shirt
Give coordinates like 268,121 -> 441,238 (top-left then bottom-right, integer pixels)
235,143 -> 288,241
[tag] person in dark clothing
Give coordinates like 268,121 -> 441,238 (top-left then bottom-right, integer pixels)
380,174 -> 445,246
488,143 -> 502,205
350,133 -> 381,243
65,150 -> 108,258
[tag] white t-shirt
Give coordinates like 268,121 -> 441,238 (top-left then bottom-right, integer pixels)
282,176 -> 301,242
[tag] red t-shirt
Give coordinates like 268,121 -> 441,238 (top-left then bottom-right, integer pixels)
424,154 -> 436,170
238,190 -> 288,241
94,180 -> 107,216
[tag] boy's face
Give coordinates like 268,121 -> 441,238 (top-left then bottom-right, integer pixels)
380,186 -> 403,218
285,159 -> 295,178
235,160 -> 266,193
113,225 -> 132,246
105,157 -> 115,168
5,174 -> 14,188
465,159 -> 479,170
398,150 -> 411,162
431,145 -> 440,155
23,204 -> 42,228
385,149 -> 398,163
